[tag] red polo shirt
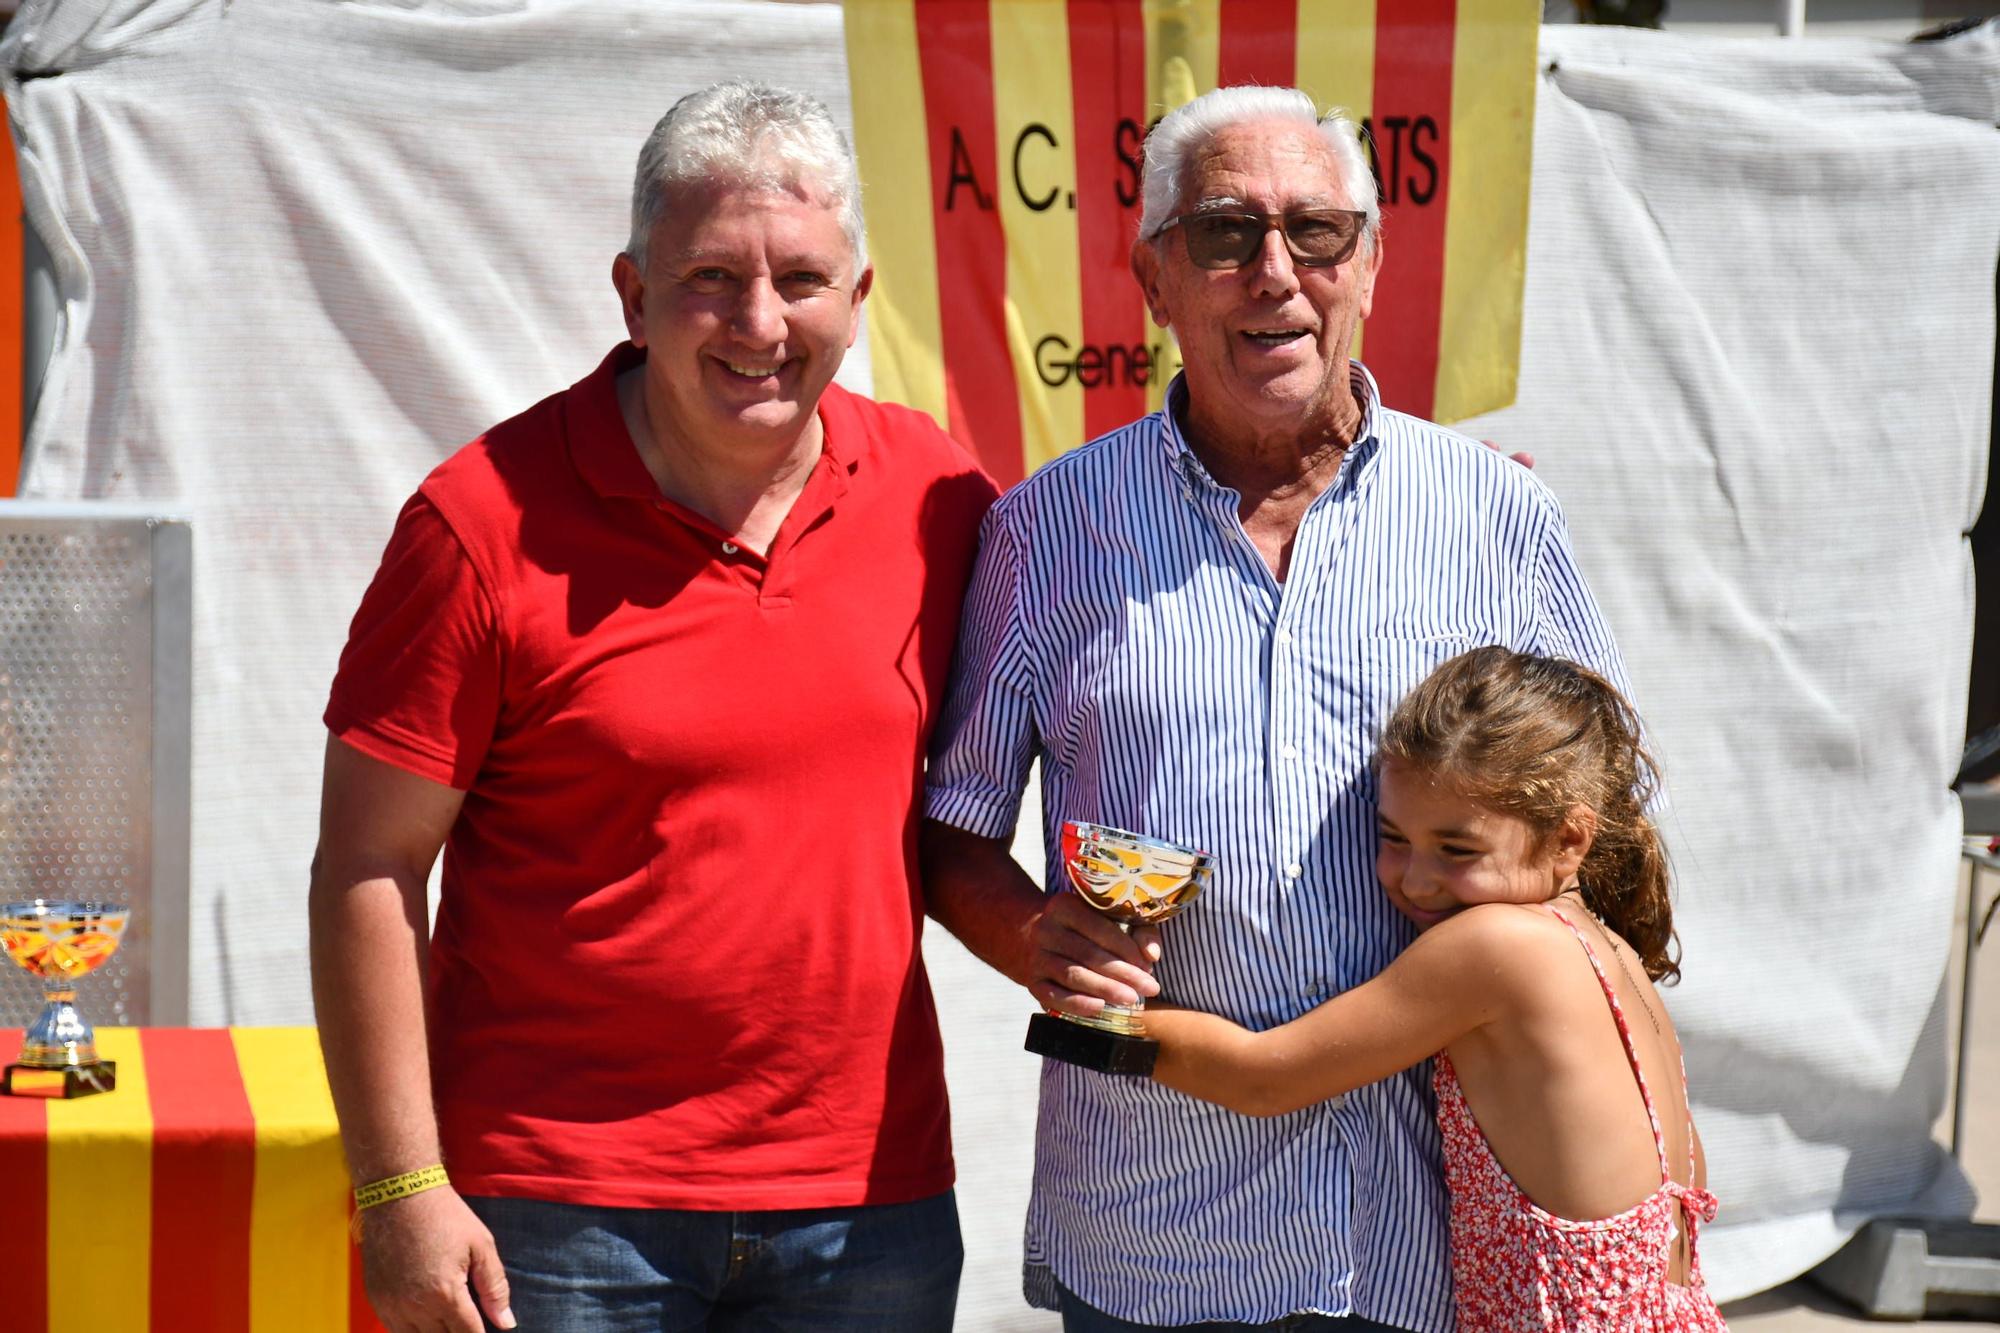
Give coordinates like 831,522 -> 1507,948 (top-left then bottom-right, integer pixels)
326,343 -> 997,1209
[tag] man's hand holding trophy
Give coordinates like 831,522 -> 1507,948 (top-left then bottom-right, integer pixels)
1024,820 -> 1211,1076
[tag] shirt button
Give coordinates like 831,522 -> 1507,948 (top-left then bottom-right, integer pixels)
1280,744 -> 1299,762
721,541 -> 739,555
1277,628 -> 1295,646
1286,862 -> 1303,880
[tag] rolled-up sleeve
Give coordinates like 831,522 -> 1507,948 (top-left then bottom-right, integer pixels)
1527,498 -> 1673,812
1530,498 -> 1632,696
924,504 -> 1039,838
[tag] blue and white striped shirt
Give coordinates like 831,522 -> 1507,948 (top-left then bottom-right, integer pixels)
925,366 -> 1631,1330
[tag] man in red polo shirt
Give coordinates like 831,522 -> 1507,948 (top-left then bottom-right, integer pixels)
310,82 -> 996,1333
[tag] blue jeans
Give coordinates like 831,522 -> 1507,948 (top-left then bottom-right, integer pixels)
464,1190 -> 962,1332
1057,1285 -> 1410,1333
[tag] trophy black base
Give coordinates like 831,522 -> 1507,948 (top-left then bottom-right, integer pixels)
3,1060 -> 117,1098
1025,1012 -> 1157,1076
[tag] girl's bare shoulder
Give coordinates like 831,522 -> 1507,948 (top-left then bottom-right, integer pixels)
1414,904 -> 1598,1005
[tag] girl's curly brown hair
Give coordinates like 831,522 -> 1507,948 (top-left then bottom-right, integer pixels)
1378,646 -> 1679,983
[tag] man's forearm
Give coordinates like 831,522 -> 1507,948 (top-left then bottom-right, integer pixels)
311,737 -> 506,1330
309,862 -> 443,1183
920,816 -> 1159,1013
919,819 -> 1047,987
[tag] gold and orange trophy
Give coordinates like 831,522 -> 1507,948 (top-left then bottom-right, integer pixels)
1025,820 -> 1212,1076
1,899 -> 129,1097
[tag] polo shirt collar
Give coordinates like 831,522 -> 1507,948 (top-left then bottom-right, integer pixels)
568,342 -> 855,503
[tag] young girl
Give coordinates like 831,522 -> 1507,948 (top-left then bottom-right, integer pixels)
1145,647 -> 1728,1330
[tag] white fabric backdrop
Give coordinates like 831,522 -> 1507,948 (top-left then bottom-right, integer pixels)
4,1 -> 1994,1315
1458,24 -> 1996,1296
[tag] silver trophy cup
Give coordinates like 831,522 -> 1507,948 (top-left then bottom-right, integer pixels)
1,899 -> 129,1097
1024,820 -> 1212,1075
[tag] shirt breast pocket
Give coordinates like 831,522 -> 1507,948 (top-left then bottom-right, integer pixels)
1357,634 -> 1481,744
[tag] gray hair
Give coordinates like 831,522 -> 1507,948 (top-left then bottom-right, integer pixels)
626,82 -> 867,273
1138,86 -> 1379,255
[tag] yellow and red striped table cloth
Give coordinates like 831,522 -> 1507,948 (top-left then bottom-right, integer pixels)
0,1028 -> 385,1333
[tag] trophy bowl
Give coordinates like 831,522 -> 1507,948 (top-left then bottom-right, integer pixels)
1024,820 -> 1212,1076
1,899 -> 129,1097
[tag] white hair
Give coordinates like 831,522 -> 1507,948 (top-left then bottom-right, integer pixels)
1138,85 -> 1379,255
625,82 -> 867,273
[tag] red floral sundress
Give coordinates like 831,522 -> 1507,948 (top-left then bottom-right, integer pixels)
1434,908 -> 1729,1331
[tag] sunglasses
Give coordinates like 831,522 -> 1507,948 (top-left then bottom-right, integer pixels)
1157,208 -> 1368,270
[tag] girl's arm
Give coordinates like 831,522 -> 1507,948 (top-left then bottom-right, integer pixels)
1145,904 -> 1534,1116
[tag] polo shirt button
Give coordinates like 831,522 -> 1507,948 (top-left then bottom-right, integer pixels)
721,541 -> 739,555
1286,862 -> 1303,880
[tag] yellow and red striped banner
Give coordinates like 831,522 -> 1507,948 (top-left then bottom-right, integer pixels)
0,1028 -> 383,1333
844,0 -> 1539,485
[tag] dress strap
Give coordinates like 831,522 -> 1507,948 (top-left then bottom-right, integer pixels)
1544,906 -> 1673,1182
1678,1047 -> 1700,1195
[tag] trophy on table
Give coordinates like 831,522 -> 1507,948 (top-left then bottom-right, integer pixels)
0,899 -> 129,1097
1024,819 -> 1212,1076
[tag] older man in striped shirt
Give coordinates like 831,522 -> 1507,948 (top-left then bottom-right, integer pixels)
922,86 -> 1631,1332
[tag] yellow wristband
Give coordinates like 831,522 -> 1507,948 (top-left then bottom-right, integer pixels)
353,1165 -> 450,1210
